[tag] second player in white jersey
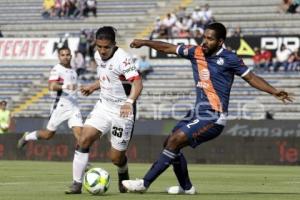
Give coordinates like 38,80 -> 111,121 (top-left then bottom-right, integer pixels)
47,62 -> 82,132
17,47 -> 83,149
49,63 -> 79,105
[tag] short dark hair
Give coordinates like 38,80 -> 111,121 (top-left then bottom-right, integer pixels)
96,26 -> 116,42
206,22 -> 227,41
58,46 -> 71,54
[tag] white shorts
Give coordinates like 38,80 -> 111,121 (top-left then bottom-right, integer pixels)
47,102 -> 83,131
84,100 -> 134,151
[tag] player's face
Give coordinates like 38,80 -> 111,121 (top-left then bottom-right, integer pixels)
96,39 -> 116,60
201,29 -> 223,56
58,49 -> 72,67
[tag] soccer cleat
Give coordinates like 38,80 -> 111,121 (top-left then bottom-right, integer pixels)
118,170 -> 129,193
166,186 -> 196,195
17,132 -> 29,149
65,181 -> 82,194
122,179 -> 147,193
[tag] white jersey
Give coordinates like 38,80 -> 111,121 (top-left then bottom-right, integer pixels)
94,47 -> 139,112
48,64 -> 79,107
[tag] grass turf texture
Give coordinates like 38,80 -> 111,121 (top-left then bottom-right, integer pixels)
0,161 -> 299,200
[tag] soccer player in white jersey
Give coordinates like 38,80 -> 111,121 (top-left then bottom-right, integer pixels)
17,47 -> 83,148
65,26 -> 143,194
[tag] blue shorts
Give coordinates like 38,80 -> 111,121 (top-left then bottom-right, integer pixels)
172,109 -> 225,148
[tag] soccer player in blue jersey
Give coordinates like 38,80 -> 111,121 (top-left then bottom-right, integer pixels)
122,22 -> 293,194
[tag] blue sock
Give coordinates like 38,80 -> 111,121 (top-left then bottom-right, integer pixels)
143,149 -> 176,188
172,152 -> 192,190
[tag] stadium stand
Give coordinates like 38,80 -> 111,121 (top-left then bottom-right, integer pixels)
187,0 -> 300,35
0,65 -> 50,112
0,0 -> 299,120
0,0 -> 181,42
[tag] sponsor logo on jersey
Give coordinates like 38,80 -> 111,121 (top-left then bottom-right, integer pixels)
123,66 -> 136,74
200,69 -> 210,80
122,58 -> 131,66
217,57 -> 224,65
196,81 -> 209,89
119,140 -> 127,145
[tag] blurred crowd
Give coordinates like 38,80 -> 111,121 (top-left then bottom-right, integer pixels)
252,45 -> 300,72
151,4 -> 215,39
278,0 -> 300,14
5,1 -> 299,75
42,0 -> 97,19
148,2 -> 299,73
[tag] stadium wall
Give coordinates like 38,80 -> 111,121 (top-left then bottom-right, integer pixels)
1,119 -> 299,165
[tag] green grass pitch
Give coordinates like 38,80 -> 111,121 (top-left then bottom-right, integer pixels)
0,161 -> 299,200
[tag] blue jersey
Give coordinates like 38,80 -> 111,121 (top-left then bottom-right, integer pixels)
176,45 -> 250,113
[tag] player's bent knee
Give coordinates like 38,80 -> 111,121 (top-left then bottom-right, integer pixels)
78,135 -> 93,148
165,132 -> 187,150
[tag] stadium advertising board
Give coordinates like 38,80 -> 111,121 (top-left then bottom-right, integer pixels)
149,35 -> 300,58
0,37 -> 79,60
14,118 -> 300,138
0,133 -> 299,165
2,119 -> 300,165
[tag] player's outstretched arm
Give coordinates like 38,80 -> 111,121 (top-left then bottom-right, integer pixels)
128,78 -> 143,103
130,39 -> 177,54
120,78 -> 143,118
243,71 -> 293,103
80,80 -> 100,96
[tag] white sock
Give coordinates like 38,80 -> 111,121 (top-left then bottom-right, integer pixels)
73,151 -> 89,183
25,131 -> 38,141
118,162 -> 128,174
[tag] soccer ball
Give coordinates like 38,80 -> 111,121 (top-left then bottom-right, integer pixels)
83,167 -> 110,195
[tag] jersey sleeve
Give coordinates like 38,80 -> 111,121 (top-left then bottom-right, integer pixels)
176,45 -> 196,60
120,56 -> 140,81
48,66 -> 62,82
228,55 -> 250,77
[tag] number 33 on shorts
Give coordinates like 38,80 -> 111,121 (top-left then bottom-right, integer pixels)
110,119 -> 133,151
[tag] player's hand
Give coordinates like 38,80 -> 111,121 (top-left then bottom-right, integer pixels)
80,85 -> 94,96
120,102 -> 133,118
273,90 -> 294,104
130,39 -> 144,48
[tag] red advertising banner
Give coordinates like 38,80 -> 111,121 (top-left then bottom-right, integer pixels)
0,37 -> 79,60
